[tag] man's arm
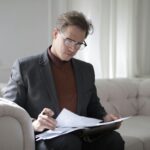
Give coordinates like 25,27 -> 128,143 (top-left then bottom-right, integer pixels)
2,59 -> 27,107
84,63 -> 107,119
3,60 -> 57,132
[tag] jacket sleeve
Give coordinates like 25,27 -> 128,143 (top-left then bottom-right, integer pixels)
2,59 -> 27,107
87,84 -> 107,119
86,64 -> 107,119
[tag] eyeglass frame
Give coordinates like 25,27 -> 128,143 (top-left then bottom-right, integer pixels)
59,31 -> 87,50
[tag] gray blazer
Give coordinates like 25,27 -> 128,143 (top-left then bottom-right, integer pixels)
3,50 -> 106,119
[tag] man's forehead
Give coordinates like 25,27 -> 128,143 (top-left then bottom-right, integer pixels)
62,25 -> 86,40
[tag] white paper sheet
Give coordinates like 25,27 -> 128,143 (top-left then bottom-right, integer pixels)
56,108 -> 102,127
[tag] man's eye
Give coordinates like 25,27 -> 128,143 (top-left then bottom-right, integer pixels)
77,43 -> 82,46
67,38 -> 72,42
66,38 -> 73,43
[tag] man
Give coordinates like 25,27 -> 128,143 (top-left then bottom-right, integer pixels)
3,11 -> 124,150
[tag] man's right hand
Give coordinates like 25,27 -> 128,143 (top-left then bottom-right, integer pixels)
32,108 -> 57,132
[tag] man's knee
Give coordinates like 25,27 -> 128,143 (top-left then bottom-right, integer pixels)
112,131 -> 124,143
36,140 -> 49,150
45,134 -> 82,150
59,134 -> 82,149
108,131 -> 125,149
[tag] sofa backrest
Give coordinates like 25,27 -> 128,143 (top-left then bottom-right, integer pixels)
95,78 -> 150,117
1,78 -> 150,117
137,79 -> 150,115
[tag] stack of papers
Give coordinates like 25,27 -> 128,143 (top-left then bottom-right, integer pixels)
36,108 -> 130,141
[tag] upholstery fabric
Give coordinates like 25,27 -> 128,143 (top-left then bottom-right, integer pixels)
0,83 -> 6,97
95,79 -> 139,117
95,78 -> 150,150
0,98 -> 35,150
1,78 -> 150,150
138,79 -> 150,115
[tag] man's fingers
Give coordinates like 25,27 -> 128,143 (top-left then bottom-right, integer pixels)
39,113 -> 56,125
41,108 -> 54,117
38,113 -> 57,129
33,108 -> 56,132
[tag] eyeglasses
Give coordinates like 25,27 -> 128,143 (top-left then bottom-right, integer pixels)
60,33 -> 87,50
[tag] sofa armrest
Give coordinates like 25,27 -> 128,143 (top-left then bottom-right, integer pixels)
0,83 -> 6,97
0,98 -> 35,150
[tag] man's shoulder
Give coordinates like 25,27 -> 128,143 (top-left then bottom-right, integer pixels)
12,50 -> 48,73
16,50 -> 47,65
73,58 -> 95,84
18,52 -> 43,63
72,58 -> 94,72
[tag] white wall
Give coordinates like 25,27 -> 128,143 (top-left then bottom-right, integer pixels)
0,0 -> 48,82
48,0 -> 68,43
1,0 -> 150,82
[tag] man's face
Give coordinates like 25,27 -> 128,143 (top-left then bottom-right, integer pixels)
51,25 -> 86,61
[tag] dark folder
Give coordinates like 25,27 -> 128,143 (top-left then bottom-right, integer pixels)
79,122 -> 120,142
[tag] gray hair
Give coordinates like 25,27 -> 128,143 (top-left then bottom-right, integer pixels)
56,10 -> 93,38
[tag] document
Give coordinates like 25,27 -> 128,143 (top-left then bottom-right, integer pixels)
36,108 -> 130,141
56,108 -> 102,127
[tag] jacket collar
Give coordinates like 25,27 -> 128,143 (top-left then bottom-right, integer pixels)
39,49 -> 49,66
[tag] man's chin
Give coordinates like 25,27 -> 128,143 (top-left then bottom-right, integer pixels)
63,58 -> 71,61
61,55 -> 72,61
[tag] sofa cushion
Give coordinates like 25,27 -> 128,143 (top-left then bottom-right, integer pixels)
122,136 -> 143,150
96,79 -> 139,117
117,116 -> 150,150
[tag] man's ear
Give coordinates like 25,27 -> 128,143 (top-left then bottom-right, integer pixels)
52,28 -> 59,39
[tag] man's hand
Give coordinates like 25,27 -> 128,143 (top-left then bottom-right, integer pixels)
103,114 -> 119,122
32,108 -> 57,132
103,114 -> 121,129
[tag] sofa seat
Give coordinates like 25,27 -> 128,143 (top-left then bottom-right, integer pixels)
118,116 -> 150,150
95,78 -> 150,150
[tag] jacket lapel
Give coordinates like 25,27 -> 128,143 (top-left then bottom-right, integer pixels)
72,59 -> 85,115
39,50 -> 60,115
38,52 -> 85,115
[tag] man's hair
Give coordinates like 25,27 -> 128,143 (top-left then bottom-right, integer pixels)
56,10 -> 93,38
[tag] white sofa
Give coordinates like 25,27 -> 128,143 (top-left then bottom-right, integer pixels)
1,78 -> 150,150
95,78 -> 150,150
0,96 -> 35,150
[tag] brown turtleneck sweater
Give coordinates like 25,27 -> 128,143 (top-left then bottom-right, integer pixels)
48,48 -> 77,113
